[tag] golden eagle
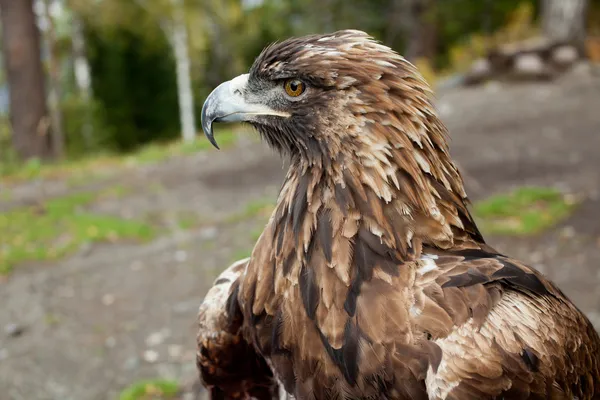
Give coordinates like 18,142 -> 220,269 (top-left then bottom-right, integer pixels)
197,30 -> 600,399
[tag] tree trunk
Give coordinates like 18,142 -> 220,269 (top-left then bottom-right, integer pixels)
132,0 -> 197,142
321,0 -> 335,32
542,0 -> 589,45
41,0 -> 65,158
0,0 -> 53,160
384,0 -> 404,48
170,0 -> 196,143
384,0 -> 436,61
403,0 -> 437,61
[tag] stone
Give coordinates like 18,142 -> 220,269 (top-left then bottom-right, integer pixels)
515,53 -> 545,74
464,58 -> 492,85
174,250 -> 188,263
101,293 -> 115,306
123,356 -> 140,370
200,226 -> 218,240
510,53 -> 554,81
552,45 -> 579,66
145,330 -> 168,347
143,349 -> 159,363
105,336 -> 116,348
559,226 -> 576,240
4,323 -> 25,338
471,58 -> 492,75
168,344 -> 183,359
130,260 -> 144,271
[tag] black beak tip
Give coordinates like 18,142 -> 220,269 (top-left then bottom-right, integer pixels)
201,100 -> 220,150
206,127 -> 220,150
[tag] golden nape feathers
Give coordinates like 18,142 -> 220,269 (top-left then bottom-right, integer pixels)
197,30 -> 600,399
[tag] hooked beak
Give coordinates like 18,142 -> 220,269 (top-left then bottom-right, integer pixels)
201,73 -> 290,149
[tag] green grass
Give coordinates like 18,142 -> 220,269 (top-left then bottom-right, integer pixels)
102,185 -> 131,199
118,379 -> 179,400
473,186 -> 578,236
229,226 -> 263,264
0,130 -> 239,184
232,248 -> 253,263
175,210 -> 202,230
125,131 -> 238,164
250,226 -> 264,242
226,198 -> 275,224
0,191 -> 156,273
225,199 -> 274,263
0,188 -> 11,202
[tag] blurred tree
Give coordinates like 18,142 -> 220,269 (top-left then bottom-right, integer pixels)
433,0 -> 538,67
3,0 -> 550,158
190,0 -> 262,114
0,0 -> 53,160
70,0 -> 198,144
70,10 -> 94,149
384,0 -> 407,48
542,0 -> 589,45
166,0 -> 196,143
85,17 -> 179,151
236,0 -> 540,70
403,0 -> 438,61
40,0 -> 66,158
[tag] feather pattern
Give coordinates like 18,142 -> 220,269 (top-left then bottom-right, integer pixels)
197,30 -> 600,399
196,259 -> 287,399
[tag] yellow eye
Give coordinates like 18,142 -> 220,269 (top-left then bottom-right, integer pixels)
284,79 -> 306,97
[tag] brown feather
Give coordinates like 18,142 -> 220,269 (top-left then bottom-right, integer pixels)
198,30 -> 600,399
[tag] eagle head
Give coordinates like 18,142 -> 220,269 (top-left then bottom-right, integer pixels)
202,30 -> 481,248
202,30 -> 446,168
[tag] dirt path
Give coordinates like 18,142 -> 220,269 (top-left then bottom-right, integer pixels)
1,65 -> 599,400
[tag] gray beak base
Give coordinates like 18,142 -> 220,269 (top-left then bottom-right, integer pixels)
200,73 -> 289,149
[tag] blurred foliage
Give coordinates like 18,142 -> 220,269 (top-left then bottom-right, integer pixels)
0,190 -> 156,273
76,0 -> 542,153
433,0 -> 539,66
590,0 -> 600,34
225,197 -> 275,224
587,1 -> 600,62
60,93 -> 107,154
0,129 -> 239,183
85,15 -> 179,151
473,186 -> 578,236
118,379 -> 179,400
0,116 -> 16,166
0,128 -> 243,273
438,2 -> 539,78
586,36 -> 600,62
0,0 -> 584,164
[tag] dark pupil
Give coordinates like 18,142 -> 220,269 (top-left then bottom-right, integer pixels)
290,81 -> 300,92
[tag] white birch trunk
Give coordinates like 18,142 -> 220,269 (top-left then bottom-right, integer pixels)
542,0 -> 589,44
71,13 -> 94,148
170,0 -> 196,143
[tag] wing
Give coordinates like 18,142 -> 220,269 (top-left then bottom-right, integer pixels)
197,258 -> 283,399
415,248 -> 600,400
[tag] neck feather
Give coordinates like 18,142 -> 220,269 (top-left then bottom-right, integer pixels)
270,112 -> 484,260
